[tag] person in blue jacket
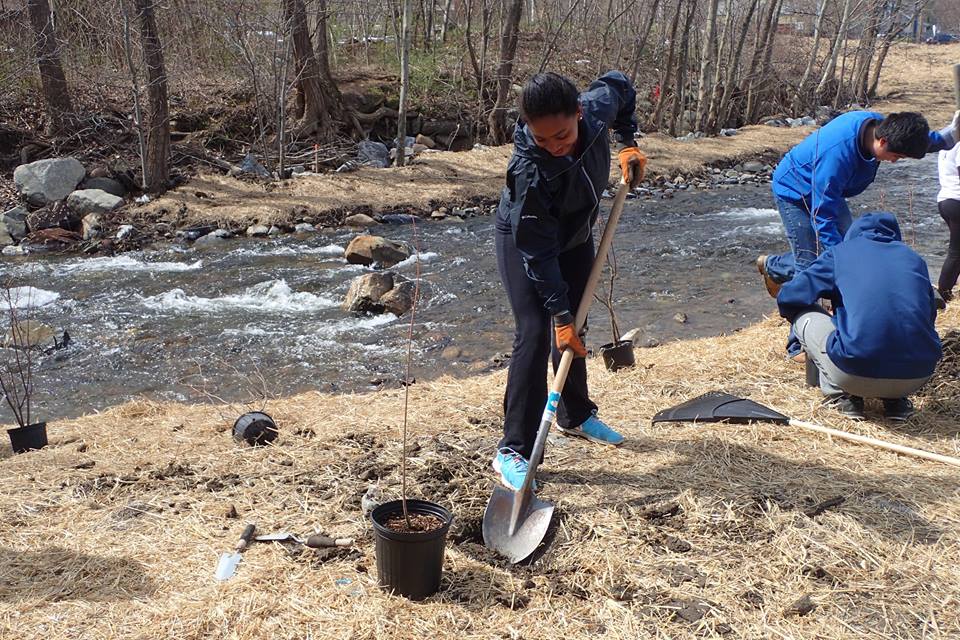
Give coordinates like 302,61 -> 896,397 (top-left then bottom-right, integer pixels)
757,109 -> 958,359
777,212 -> 942,421
492,71 -> 646,490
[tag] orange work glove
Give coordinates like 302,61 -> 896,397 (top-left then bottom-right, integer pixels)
618,145 -> 647,188
553,311 -> 587,358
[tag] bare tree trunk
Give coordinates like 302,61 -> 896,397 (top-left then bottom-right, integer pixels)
742,0 -> 779,123
713,0 -> 758,130
868,0 -> 921,97
439,0 -> 455,42
851,0 -> 882,102
669,0 -> 695,136
629,0 -> 661,85
397,0 -> 412,166
132,0 -> 169,192
282,0 -> 342,140
815,0 -> 851,103
27,0 -> 73,134
488,0 -> 523,144
693,0 -> 719,131
651,0 -> 683,129
794,0 -> 826,111
746,0 -> 781,122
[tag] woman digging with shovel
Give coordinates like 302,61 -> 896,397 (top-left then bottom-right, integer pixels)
492,71 -> 646,490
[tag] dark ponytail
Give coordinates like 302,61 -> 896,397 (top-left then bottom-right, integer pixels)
519,73 -> 580,121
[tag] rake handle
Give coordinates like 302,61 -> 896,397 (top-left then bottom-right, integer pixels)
788,419 -> 960,468
522,181 -> 631,491
953,64 -> 960,110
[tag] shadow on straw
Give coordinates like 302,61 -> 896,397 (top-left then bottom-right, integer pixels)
0,546 -> 156,603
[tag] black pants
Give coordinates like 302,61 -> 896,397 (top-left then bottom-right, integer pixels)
495,228 -> 597,460
939,199 -> 960,296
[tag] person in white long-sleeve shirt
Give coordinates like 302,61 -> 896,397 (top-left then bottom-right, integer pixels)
937,141 -> 960,302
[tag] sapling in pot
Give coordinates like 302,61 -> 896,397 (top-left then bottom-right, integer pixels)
369,219 -> 453,600
594,247 -> 635,371
1,286 -> 48,453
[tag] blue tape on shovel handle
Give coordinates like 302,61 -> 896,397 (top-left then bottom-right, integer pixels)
540,390 -> 561,424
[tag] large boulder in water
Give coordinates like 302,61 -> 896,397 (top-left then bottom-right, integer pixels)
14,157 -> 86,206
381,280 -> 416,316
344,235 -> 410,267
343,272 -> 395,314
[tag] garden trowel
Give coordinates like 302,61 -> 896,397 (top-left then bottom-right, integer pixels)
215,523 -> 255,581
482,181 -> 630,563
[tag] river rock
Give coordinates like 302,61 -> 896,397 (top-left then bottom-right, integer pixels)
13,157 -> 86,206
81,177 -> 126,197
2,245 -> 27,256
26,203 -> 75,232
195,228 -> 232,245
742,161 -> 766,173
238,153 -> 270,177
246,224 -> 270,237
116,224 -> 135,241
294,222 -> 315,233
2,206 -> 28,240
268,226 -> 282,236
344,235 -> 410,267
343,213 -> 378,228
0,222 -> 13,247
381,280 -> 416,316
415,134 -> 437,149
673,312 -> 688,324
343,272 -> 394,314
81,213 -> 103,240
357,140 -> 390,168
67,189 -> 123,215
430,210 -> 446,219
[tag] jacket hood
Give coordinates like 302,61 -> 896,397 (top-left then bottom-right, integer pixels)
844,212 -> 902,243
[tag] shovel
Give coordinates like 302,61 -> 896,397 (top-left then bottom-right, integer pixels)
652,391 -> 960,467
483,180 -> 631,563
215,523 -> 256,581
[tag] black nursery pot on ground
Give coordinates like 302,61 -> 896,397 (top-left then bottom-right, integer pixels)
232,411 -> 278,446
599,340 -> 635,371
371,499 -> 453,600
7,421 -> 48,453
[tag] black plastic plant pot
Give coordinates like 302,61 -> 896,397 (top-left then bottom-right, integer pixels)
371,499 -> 453,601
232,411 -> 278,446
7,421 -> 48,454
599,340 -> 635,371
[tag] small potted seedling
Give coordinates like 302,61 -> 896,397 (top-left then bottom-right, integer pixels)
595,247 -> 634,371
1,286 -> 48,453
369,224 -> 452,600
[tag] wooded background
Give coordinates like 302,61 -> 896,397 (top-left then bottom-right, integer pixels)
2,0 -> 959,190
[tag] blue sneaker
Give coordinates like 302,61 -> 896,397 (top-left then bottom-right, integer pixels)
492,448 -> 534,491
558,415 -> 624,446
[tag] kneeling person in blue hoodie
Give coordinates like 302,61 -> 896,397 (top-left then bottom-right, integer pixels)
777,213 -> 942,421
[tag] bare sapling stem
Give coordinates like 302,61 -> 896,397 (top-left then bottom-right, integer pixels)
400,217 -> 421,529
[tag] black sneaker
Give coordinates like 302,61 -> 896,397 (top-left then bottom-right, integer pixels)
828,394 -> 865,420
883,398 -> 915,422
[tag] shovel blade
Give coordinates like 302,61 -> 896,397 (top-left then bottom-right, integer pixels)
215,552 -> 240,581
482,484 -> 554,564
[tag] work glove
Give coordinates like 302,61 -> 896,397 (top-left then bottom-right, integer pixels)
553,311 -> 587,358
617,145 -> 647,189
939,110 -> 960,148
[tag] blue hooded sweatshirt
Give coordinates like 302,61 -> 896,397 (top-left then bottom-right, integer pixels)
777,212 -> 941,380
495,71 -> 637,315
772,111 -> 950,248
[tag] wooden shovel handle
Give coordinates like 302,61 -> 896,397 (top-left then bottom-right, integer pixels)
788,419 -> 960,467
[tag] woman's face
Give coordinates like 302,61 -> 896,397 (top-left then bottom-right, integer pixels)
527,108 -> 581,157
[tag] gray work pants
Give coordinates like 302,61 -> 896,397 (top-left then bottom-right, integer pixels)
793,311 -> 931,399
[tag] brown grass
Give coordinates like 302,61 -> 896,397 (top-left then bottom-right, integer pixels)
1,302 -> 958,639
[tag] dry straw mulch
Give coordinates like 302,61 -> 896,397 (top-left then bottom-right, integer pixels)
1,303 -> 959,639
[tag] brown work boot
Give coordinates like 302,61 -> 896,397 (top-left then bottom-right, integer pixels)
756,255 -> 781,298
